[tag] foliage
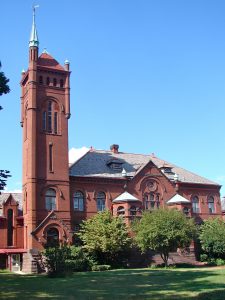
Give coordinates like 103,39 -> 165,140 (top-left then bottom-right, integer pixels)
200,253 -> 208,262
91,264 -> 111,271
0,61 -> 10,110
77,210 -> 131,266
133,208 -> 196,266
41,245 -> 71,276
0,62 -> 10,192
199,218 -> 225,259
0,170 -> 11,192
66,246 -> 96,271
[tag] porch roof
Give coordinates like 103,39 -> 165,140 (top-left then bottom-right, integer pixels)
0,248 -> 27,254
167,194 -> 191,205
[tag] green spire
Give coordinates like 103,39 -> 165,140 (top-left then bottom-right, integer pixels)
29,5 -> 39,47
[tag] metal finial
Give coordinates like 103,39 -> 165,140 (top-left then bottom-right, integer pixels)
29,4 -> 39,47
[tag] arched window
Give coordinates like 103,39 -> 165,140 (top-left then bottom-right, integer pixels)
117,206 -> 125,216
144,193 -> 160,210
208,196 -> 215,214
47,101 -> 52,132
60,79 -> 64,88
46,227 -> 59,247
73,191 -> 84,211
192,196 -> 200,213
53,78 -> 57,87
45,189 -> 56,211
97,192 -> 106,211
42,100 -> 59,134
130,206 -> 137,216
7,209 -> 13,246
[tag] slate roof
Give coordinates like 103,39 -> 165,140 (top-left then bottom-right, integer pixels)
37,53 -> 65,71
69,149 -> 219,186
0,193 -> 22,216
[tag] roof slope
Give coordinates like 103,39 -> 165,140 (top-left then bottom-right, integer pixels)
69,149 -> 219,186
37,52 -> 65,71
0,193 -> 23,216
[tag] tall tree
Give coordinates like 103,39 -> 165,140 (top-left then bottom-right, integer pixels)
0,61 -> 10,110
199,218 -> 225,259
77,210 -> 131,266
0,61 -> 11,192
133,208 -> 196,266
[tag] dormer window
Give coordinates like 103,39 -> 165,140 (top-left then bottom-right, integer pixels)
162,167 -> 172,173
106,159 -> 123,172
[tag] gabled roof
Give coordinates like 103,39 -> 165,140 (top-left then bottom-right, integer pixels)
69,149 -> 219,186
113,191 -> 141,203
167,194 -> 191,205
37,53 -> 65,71
0,193 -> 23,216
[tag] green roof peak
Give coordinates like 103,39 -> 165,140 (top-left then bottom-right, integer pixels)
29,5 -> 39,48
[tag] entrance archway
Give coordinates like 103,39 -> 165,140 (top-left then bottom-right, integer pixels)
46,227 -> 59,247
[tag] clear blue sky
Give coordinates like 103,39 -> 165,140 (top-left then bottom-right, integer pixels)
1,0 -> 225,196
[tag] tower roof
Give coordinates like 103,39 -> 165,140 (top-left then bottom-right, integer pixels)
29,6 -> 39,47
37,52 -> 65,71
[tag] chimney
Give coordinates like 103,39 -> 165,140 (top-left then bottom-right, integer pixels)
110,144 -> 119,154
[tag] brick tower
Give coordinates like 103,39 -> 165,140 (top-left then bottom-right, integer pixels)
20,8 -> 72,271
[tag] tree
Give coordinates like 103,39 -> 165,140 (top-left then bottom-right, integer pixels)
133,208 -> 196,266
0,61 -> 10,109
0,61 -> 10,192
77,210 -> 131,266
199,218 -> 225,259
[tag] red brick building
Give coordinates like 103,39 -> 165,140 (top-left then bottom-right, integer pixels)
0,12 -> 222,272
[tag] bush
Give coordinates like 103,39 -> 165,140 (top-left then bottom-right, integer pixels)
199,218 -> 225,259
215,258 -> 225,266
41,245 -> 71,276
91,265 -> 111,271
200,254 -> 208,262
69,246 -> 96,271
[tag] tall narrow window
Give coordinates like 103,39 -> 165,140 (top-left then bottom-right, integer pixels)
49,143 -> 53,172
39,76 -> 43,85
46,77 -> 50,86
192,196 -> 200,213
54,112 -> 58,134
42,111 -> 47,131
73,191 -> 84,211
7,209 -> 13,246
47,101 -> 52,132
208,196 -> 215,214
144,193 -> 160,210
53,78 -> 57,87
97,192 -> 106,211
45,189 -> 56,210
60,79 -> 64,88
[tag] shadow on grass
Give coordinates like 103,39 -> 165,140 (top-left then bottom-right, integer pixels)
0,268 -> 225,299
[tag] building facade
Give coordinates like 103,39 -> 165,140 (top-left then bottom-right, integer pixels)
0,14 -> 223,272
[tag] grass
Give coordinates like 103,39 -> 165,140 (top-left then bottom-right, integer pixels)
0,267 -> 225,300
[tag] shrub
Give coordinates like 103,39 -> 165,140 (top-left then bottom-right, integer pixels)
91,265 -> 111,271
200,254 -> 208,262
41,245 -> 71,276
215,258 -> 225,266
199,218 -> 225,259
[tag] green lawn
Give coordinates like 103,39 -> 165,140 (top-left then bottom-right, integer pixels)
0,267 -> 225,300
